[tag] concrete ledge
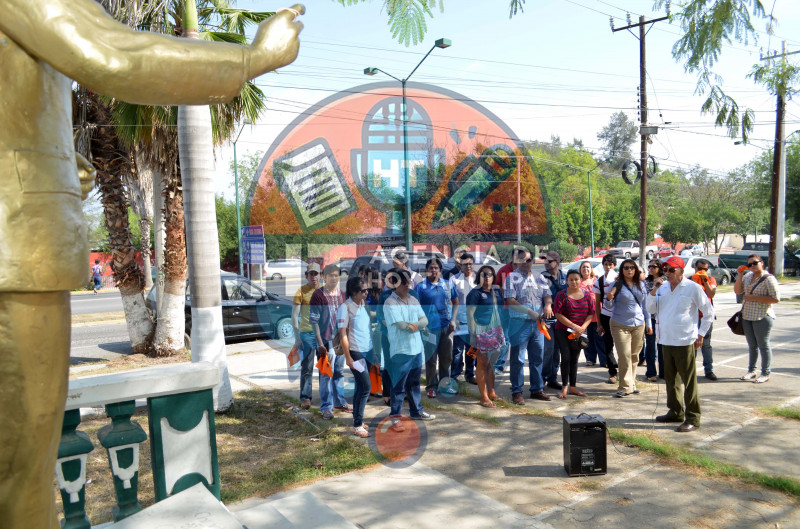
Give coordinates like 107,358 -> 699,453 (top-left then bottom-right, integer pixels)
66,362 -> 220,410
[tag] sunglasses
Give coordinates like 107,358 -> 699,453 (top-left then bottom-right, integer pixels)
546,259 -> 558,264
622,265 -> 636,271
648,264 -> 660,269
747,261 -> 761,267
665,267 -> 680,273
359,288 -> 369,294
696,267 -> 709,272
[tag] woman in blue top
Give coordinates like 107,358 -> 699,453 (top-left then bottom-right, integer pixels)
337,276 -> 373,438
467,265 -> 505,408
605,259 -> 651,398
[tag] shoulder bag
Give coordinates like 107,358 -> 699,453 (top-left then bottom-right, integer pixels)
727,274 -> 768,336
476,290 -> 505,352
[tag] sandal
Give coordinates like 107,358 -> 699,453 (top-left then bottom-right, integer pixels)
479,400 -> 496,408
557,392 -> 568,400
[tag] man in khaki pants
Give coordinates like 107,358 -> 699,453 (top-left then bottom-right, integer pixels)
646,256 -> 714,433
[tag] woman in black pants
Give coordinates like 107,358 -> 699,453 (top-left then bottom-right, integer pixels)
553,270 -> 595,399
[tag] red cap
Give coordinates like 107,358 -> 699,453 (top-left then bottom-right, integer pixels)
664,255 -> 684,269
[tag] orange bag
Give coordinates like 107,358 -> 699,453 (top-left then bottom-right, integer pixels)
315,354 -> 333,378
369,364 -> 382,394
287,344 -> 300,366
538,319 -> 551,340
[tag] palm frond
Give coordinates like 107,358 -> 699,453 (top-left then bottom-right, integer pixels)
199,31 -> 247,44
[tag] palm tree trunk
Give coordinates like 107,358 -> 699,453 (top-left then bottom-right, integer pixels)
153,158 -> 188,356
178,103 -> 234,410
81,92 -> 154,355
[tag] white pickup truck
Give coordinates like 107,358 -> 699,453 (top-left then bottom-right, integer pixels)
607,240 -> 658,260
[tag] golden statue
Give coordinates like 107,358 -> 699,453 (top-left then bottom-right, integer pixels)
0,1 -> 304,526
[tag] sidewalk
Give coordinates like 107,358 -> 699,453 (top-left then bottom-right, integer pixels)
221,281 -> 800,528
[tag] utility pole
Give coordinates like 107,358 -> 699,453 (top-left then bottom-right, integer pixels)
612,11 -> 669,269
761,42 -> 800,275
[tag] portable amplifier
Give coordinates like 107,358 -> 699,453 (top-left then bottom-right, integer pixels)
563,413 -> 607,476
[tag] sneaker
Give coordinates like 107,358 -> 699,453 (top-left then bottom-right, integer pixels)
352,425 -> 369,438
322,410 -> 333,420
390,418 -> 405,432
494,368 -> 504,375
614,390 -> 627,398
754,375 -> 770,384
466,376 -> 478,385
426,389 -> 437,399
741,371 -> 757,381
647,377 -> 658,382
440,386 -> 458,396
412,411 -> 435,420
334,403 -> 353,412
300,400 -> 311,410
632,388 -> 640,394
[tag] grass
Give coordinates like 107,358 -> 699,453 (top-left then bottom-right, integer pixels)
72,311 -> 126,325
608,428 -> 800,499
55,389 -> 376,525
69,353 -> 189,379
760,406 -> 800,421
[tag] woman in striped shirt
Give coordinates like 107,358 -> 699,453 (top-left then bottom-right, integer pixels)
553,270 -> 595,399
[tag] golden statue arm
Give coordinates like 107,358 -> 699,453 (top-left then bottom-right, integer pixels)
0,0 -> 304,106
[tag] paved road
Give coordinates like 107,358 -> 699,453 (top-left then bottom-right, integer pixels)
70,321 -> 131,365
70,291 -> 123,314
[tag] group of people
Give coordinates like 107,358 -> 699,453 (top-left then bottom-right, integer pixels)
291,247 -> 781,437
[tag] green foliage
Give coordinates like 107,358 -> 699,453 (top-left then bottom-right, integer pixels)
596,111 -> 638,168
546,240 -> 578,263
84,194 -> 109,252
216,196 -> 240,269
508,0 -> 526,18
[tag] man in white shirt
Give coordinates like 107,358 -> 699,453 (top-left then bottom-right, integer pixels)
646,256 -> 714,433
450,253 -> 477,384
593,254 -> 619,384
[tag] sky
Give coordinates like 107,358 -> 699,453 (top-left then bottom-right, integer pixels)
212,0 -> 800,199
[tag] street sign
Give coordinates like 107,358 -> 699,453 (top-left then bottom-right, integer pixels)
242,237 -> 265,264
241,225 -> 264,238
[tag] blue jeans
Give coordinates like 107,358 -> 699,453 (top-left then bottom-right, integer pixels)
92,276 -> 101,292
509,318 -> 544,395
644,328 -> 661,378
541,319 -> 559,384
298,332 -> 317,402
743,316 -> 774,376
389,354 -> 423,417
584,321 -> 607,365
319,340 -> 346,411
349,351 -> 372,428
696,323 -> 714,375
450,334 -> 475,379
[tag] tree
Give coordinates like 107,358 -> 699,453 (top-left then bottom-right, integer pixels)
596,111 -> 638,169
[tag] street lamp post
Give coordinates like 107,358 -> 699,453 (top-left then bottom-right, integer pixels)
233,122 -> 249,276
567,158 -> 610,258
364,38 -> 451,251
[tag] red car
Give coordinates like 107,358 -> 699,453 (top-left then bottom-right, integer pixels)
595,250 -> 608,258
658,246 -> 673,258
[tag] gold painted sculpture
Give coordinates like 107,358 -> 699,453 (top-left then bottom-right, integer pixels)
0,2 -> 304,526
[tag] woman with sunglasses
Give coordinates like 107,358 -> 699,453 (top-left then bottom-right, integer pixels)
578,260 -> 605,368
467,265 -> 505,407
643,259 -> 665,381
337,276 -> 374,437
733,254 -> 781,384
605,259 -> 651,398
553,269 -> 595,399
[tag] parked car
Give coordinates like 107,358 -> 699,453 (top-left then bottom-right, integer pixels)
658,246 -> 674,258
607,240 -> 658,260
681,257 -> 732,285
718,251 -> 800,277
337,258 -> 355,277
595,249 -> 609,258
565,257 -> 604,277
263,259 -> 307,280
680,244 -> 704,257
145,271 -> 294,348
734,242 -> 770,256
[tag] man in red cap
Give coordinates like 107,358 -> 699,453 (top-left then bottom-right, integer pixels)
646,256 -> 714,433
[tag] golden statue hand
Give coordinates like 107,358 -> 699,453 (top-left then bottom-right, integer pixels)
249,4 -> 305,77
76,153 -> 96,200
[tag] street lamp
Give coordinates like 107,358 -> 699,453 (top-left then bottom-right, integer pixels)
233,121 -> 250,276
364,37 -> 452,250
567,158 -> 611,257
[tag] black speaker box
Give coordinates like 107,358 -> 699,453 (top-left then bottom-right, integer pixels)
563,413 -> 607,476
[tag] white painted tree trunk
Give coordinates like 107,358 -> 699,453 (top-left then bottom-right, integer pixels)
153,167 -> 166,315
154,282 -> 187,353
120,290 -> 155,354
177,104 -> 233,411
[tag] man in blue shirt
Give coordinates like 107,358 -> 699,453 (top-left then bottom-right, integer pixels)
540,250 -> 567,391
415,258 -> 459,398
